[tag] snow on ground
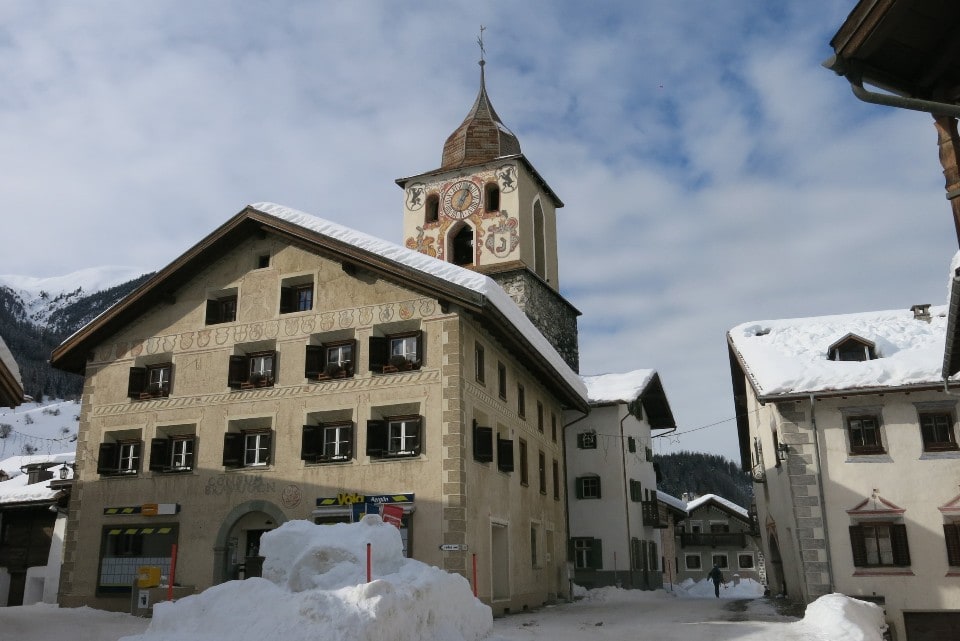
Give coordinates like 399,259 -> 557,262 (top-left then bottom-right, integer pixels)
0,519 -> 887,641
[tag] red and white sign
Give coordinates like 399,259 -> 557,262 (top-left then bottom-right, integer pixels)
381,504 -> 404,528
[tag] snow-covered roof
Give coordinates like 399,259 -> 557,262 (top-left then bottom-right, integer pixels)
0,453 -> 74,505
0,334 -> 22,387
728,305 -> 949,399
581,369 -> 655,404
685,493 -> 748,519
252,203 -> 588,402
656,491 -> 687,512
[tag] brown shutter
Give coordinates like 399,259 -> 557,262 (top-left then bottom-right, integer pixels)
410,416 -> 422,456
342,423 -> 354,459
591,539 -> 604,569
891,523 -> 911,566
849,525 -> 868,567
366,420 -> 387,457
305,345 -> 323,379
261,431 -> 273,464
368,336 -> 388,372
945,524 -> 960,566
279,286 -> 295,314
268,350 -> 278,384
205,299 -> 219,324
97,442 -> 118,475
149,438 -> 169,472
127,367 -> 147,398
473,423 -> 494,462
228,355 -> 248,388
301,425 -> 320,461
497,436 -> 514,472
222,432 -> 243,468
414,330 -> 424,366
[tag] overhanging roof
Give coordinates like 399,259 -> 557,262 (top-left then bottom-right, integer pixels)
827,0 -> 960,105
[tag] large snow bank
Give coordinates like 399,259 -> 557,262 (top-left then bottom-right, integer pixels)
800,594 -> 887,641
122,516 -> 491,641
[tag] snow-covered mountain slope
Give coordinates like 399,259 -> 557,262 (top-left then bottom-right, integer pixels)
0,266 -> 146,327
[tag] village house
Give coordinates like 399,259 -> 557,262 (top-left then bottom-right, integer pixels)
727,299 -> 960,640
0,335 -> 24,409
563,370 -> 676,590
672,494 -> 762,587
49,61 -> 593,615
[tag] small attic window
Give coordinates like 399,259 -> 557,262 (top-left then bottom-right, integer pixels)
828,334 -> 877,362
425,195 -> 439,224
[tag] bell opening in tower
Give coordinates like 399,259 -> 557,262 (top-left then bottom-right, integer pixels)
451,225 -> 475,266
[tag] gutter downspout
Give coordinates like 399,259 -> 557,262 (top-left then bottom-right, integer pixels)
822,56 -> 960,119
808,393 -> 835,594
562,409 -> 589,600
620,409 -> 634,589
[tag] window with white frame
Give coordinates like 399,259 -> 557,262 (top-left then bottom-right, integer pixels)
738,553 -> 755,569
301,422 -> 354,463
367,415 -> 422,459
576,475 -> 601,499
685,553 -> 701,570
149,429 -> 197,473
572,537 -> 602,569
711,553 -> 729,569
228,347 -> 277,389
849,522 -> 911,567
222,421 -> 273,469
127,360 -> 173,399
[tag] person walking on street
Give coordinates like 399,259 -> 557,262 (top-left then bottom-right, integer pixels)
707,564 -> 725,598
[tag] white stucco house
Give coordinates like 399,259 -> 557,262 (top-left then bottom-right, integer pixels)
727,289 -> 960,640
564,369 -> 676,590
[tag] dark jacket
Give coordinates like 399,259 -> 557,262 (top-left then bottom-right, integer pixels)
707,566 -> 724,583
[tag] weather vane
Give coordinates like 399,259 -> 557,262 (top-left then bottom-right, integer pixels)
478,25 -> 486,65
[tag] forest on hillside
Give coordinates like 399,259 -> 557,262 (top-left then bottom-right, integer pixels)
0,274 -> 152,400
655,451 -> 753,509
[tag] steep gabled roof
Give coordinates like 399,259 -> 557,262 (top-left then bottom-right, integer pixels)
50,203 -> 589,412
685,493 -> 749,521
580,369 -> 676,430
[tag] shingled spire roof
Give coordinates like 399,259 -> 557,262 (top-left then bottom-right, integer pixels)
440,61 -> 521,170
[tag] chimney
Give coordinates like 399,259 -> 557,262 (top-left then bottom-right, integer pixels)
910,304 -> 931,323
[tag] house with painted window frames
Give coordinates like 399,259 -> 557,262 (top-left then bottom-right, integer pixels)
563,370 -> 677,590
728,298 -> 960,640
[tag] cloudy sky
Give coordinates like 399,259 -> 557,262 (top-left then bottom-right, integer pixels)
1,2 -> 954,462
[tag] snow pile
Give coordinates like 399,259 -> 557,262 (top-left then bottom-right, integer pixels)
674,577 -> 766,599
800,594 -> 887,641
122,516 -> 491,641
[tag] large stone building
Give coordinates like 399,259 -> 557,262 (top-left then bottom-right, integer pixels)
50,66 -> 589,614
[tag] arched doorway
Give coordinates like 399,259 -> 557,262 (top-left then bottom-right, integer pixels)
767,531 -> 786,596
212,500 -> 287,584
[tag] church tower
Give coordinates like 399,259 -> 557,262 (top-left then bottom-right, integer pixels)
396,57 -> 580,371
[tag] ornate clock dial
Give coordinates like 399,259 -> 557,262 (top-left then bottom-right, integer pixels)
442,180 -> 481,219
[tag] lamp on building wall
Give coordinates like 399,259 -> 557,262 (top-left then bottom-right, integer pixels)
59,463 -> 69,480
776,442 -> 790,462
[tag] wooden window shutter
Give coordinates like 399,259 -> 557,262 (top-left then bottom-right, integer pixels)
591,539 -> 603,569
97,442 -> 118,474
473,423 -> 494,462
414,330 -> 424,364
269,350 -> 278,383
343,423 -> 355,459
366,420 -> 387,457
944,524 -> 960,566
301,424 -> 320,461
368,336 -> 388,372
262,431 -> 273,464
222,432 -> 243,468
628,436 -> 636,453
575,477 -> 585,499
849,525 -> 868,567
228,355 -> 248,388
410,416 -> 423,456
497,436 -> 514,472
567,538 -> 576,563
205,299 -> 219,325
149,438 -> 169,472
127,367 -> 147,398
305,345 -> 323,379
165,364 -> 175,396
279,286 -> 295,314
891,523 -> 911,566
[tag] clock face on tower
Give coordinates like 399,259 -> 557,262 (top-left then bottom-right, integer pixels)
441,180 -> 481,219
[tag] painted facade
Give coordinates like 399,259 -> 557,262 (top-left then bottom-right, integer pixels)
673,496 -> 762,586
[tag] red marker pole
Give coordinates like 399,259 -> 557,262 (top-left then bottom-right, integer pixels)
472,553 -> 478,597
167,544 -> 178,602
367,543 -> 372,582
